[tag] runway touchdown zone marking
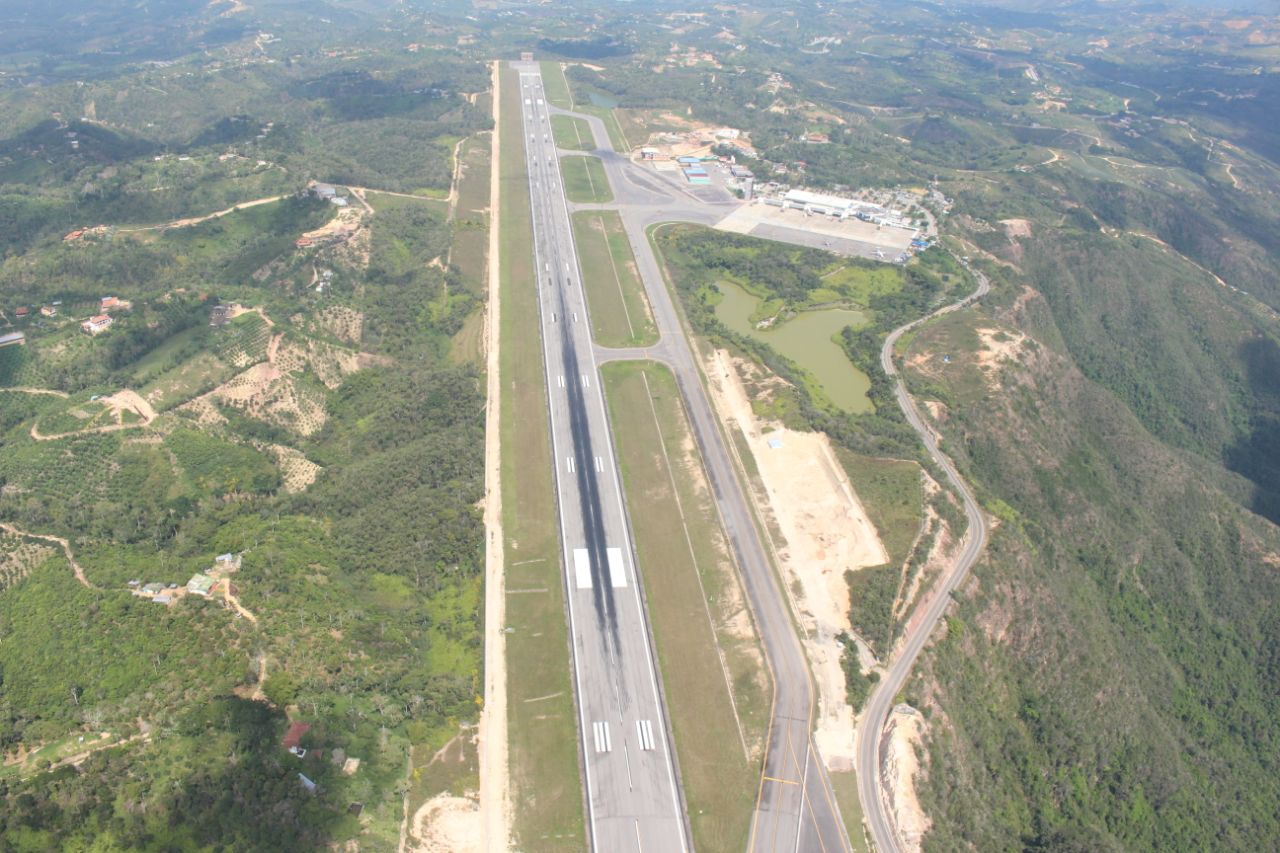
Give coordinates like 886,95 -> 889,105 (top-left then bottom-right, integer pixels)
593,721 -> 613,753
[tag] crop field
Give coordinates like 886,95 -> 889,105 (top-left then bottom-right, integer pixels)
559,155 -> 612,204
571,211 -> 657,348
602,360 -> 770,853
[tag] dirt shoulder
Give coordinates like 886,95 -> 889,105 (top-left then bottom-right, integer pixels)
478,59 -> 512,853
703,347 -> 887,771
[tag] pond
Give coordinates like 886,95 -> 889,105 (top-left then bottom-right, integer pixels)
714,279 -> 873,413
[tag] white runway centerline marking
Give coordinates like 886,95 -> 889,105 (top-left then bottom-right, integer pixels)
607,547 -> 628,588
573,548 -> 592,589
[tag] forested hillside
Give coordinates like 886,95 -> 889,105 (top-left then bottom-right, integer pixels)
0,7 -> 493,847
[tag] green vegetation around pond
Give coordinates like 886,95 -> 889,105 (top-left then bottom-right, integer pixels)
559,154 -> 612,203
654,223 -> 967,462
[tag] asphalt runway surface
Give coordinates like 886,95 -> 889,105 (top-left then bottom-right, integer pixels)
513,62 -> 689,852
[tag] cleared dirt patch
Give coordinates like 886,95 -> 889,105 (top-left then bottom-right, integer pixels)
880,705 -> 930,853
705,348 -> 887,770
406,795 -> 482,853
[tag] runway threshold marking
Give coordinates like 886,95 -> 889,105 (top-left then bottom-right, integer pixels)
573,548 -> 592,589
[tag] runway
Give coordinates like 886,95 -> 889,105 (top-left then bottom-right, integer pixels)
513,62 -> 689,852
546,88 -> 852,853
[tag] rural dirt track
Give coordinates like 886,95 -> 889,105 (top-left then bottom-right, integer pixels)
0,522 -> 96,589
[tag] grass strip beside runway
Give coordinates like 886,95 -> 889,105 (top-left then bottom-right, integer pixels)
551,115 -> 595,151
602,360 -> 771,853
560,155 -> 613,204
499,65 -> 587,852
571,211 -> 658,348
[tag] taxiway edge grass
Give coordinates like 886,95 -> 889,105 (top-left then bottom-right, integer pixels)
602,360 -> 770,853
572,210 -> 658,348
551,115 -> 595,152
498,64 -> 587,852
560,155 -> 613,204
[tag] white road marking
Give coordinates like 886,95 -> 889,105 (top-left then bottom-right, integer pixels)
607,547 -> 628,589
574,548 -> 592,589
566,456 -> 575,474
595,456 -> 604,473
573,312 -> 578,323
558,375 -> 565,388
581,373 -> 590,388
592,721 -> 611,753
637,719 -> 655,751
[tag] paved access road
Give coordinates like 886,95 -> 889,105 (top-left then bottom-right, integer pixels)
856,268 -> 992,853
513,63 -> 688,852
546,94 -> 852,852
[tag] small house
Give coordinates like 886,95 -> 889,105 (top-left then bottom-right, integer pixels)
40,305 -> 57,317
81,315 -> 113,335
0,332 -> 24,349
282,722 -> 311,752
186,573 -> 215,597
14,306 -> 29,318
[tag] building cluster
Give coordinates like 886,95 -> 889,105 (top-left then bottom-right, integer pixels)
760,189 -> 919,231
310,182 -> 350,207
128,553 -> 242,607
281,720 -> 362,795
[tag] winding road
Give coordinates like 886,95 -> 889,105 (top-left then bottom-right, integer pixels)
856,266 -> 991,853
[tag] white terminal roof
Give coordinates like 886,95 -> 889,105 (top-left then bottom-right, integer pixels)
783,189 -> 862,210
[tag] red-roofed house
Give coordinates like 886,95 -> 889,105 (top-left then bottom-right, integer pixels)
282,722 -> 311,751
81,314 -> 113,335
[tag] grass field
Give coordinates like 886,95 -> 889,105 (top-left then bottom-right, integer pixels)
363,191 -> 450,217
498,66 -> 586,852
828,769 -> 872,853
551,115 -> 595,151
602,360 -> 770,853
835,449 -> 924,568
449,310 -> 484,365
578,105 -> 630,153
452,132 -> 493,297
571,211 -> 658,348
540,61 -> 574,110
560,155 -> 612,204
